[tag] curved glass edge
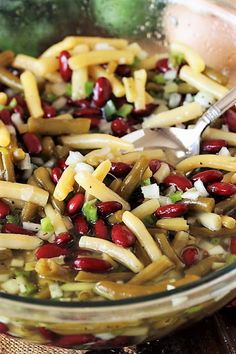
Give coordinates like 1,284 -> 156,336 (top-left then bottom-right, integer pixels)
0,262 -> 234,309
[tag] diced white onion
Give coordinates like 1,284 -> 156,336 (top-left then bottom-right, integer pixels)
194,91 -> 215,108
97,333 -> 115,340
184,93 -> 193,103
16,275 -> 27,293
66,151 -> 84,166
1,279 -> 19,294
164,69 -> 177,81
74,162 -> 94,174
141,184 -> 160,199
44,158 -> 56,168
17,153 -> 31,170
168,93 -> 181,108
167,284 -> 176,291
211,262 -> 225,270
122,129 -> 145,143
10,259 -> 24,267
208,245 -> 226,255
52,96 -> 67,110
11,112 -> 24,128
99,120 -> 111,134
49,282 -> 63,299
22,222 -> 41,232
194,179 -> 209,197
158,196 -> 172,206
222,124 -> 229,132
182,188 -> 200,200
218,146 -> 231,156
199,240 -> 215,251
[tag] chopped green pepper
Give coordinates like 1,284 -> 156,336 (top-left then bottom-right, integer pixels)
117,103 -> 133,117
82,202 -> 98,223
84,81 -> 94,97
169,191 -> 183,203
41,217 -> 54,233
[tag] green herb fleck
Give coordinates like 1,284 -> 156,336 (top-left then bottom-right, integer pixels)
153,74 -> 166,85
169,191 -> 183,203
82,202 -> 98,223
41,217 -> 54,233
65,83 -> 72,97
84,81 -> 94,97
142,178 -> 151,186
117,103 -> 133,118
6,213 -> 20,224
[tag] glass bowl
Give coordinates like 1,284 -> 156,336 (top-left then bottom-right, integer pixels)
0,0 -> 235,351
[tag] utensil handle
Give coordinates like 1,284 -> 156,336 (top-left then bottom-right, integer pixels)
195,87 -> 236,132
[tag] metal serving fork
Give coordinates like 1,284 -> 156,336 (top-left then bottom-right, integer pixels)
123,87 -> 236,162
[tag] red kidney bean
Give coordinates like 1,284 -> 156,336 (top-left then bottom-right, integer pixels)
0,109 -> 12,125
74,215 -> 89,235
0,200 -> 10,218
42,103 -> 56,119
13,104 -> 25,120
155,203 -> 188,218
163,174 -> 192,191
52,334 -> 96,348
0,323 -> 9,334
73,257 -> 112,272
115,64 -> 131,77
2,223 -> 34,235
149,159 -> 161,173
54,232 -> 73,246
68,98 -> 91,108
223,108 -> 236,132
230,236 -> 236,254
133,103 -> 157,118
35,244 -> 69,260
207,182 -> 236,197
156,58 -> 169,73
181,246 -> 200,266
90,117 -> 101,129
51,167 -> 62,184
67,193 -> 85,215
110,162 -> 132,177
57,159 -> 67,170
23,132 -> 42,154
97,201 -> 122,217
201,139 -> 226,153
111,118 -> 129,137
191,170 -> 223,184
111,224 -> 136,248
93,219 -> 109,239
38,327 -> 58,341
59,50 -> 72,82
92,77 -> 112,107
73,107 -> 101,118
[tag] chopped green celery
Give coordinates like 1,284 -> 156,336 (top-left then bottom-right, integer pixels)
103,100 -> 117,120
153,74 -> 166,85
170,52 -> 185,67
24,282 -> 37,296
142,178 -> 151,186
117,103 -> 133,117
9,97 -> 17,108
82,201 -> 98,223
84,81 -> 94,97
169,191 -> 183,203
45,92 -> 57,103
40,217 -> 54,233
226,254 -> 236,264
210,237 -> 220,245
65,83 -> 72,97
143,214 -> 157,227
6,213 -> 20,224
132,56 -> 141,69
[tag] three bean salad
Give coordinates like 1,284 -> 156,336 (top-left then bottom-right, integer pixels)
0,36 -> 234,302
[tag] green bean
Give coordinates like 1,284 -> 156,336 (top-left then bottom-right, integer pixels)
33,167 -> 64,213
189,225 -> 236,238
133,240 -> 151,267
35,259 -> 74,282
214,194 -> 236,215
118,156 -> 149,199
204,66 -> 228,86
0,50 -> 14,66
75,271 -> 133,283
154,233 -> 183,269
129,255 -> 174,285
109,178 -> 122,193
183,197 -> 215,213
0,67 -> 22,91
28,117 -> 91,135
185,256 -> 224,277
41,137 -> 55,158
0,148 -> 15,182
21,202 -> 38,222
